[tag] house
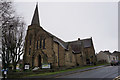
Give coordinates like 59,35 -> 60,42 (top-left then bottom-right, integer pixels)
23,4 -> 96,69
96,51 -> 118,63
112,51 -> 120,61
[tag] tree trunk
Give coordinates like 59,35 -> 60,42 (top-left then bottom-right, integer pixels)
13,63 -> 17,70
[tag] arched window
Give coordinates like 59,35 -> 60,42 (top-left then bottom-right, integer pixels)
40,39 -> 42,48
39,38 -> 46,49
37,40 -> 38,50
30,39 -> 31,45
29,48 -> 31,55
43,39 -> 45,49
29,34 -> 32,45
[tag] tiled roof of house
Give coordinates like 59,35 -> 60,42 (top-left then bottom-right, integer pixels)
112,51 -> 120,56
98,51 -> 111,55
113,51 -> 120,53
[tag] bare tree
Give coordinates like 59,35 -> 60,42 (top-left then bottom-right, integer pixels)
0,0 -> 25,70
9,17 -> 25,70
0,0 -> 14,69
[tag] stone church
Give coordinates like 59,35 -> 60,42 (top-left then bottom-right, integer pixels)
23,4 -> 96,69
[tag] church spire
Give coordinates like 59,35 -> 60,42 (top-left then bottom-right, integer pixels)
31,3 -> 40,26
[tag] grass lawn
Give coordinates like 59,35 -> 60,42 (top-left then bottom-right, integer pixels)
24,63 -> 108,78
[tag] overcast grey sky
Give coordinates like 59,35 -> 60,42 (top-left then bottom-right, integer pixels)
13,1 -> 118,53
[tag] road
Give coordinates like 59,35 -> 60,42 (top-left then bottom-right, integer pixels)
29,65 -> 120,80
55,66 -> 119,79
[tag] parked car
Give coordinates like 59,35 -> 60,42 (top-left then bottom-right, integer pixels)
111,60 -> 119,66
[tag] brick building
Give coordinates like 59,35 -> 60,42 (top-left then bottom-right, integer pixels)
23,4 -> 96,69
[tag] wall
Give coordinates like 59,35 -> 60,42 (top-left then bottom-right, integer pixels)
97,52 -> 109,63
65,45 -> 76,67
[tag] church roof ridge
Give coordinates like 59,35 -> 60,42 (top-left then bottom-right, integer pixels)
41,27 -> 69,50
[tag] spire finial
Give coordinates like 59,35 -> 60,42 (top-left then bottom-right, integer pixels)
31,3 -> 40,26
36,2 -> 38,7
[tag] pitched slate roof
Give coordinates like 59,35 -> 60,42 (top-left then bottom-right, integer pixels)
69,41 -> 82,53
68,38 -> 93,53
45,30 -> 69,50
53,37 -> 69,50
81,38 -> 92,48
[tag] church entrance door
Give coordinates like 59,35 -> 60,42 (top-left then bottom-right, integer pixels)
38,55 -> 41,67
